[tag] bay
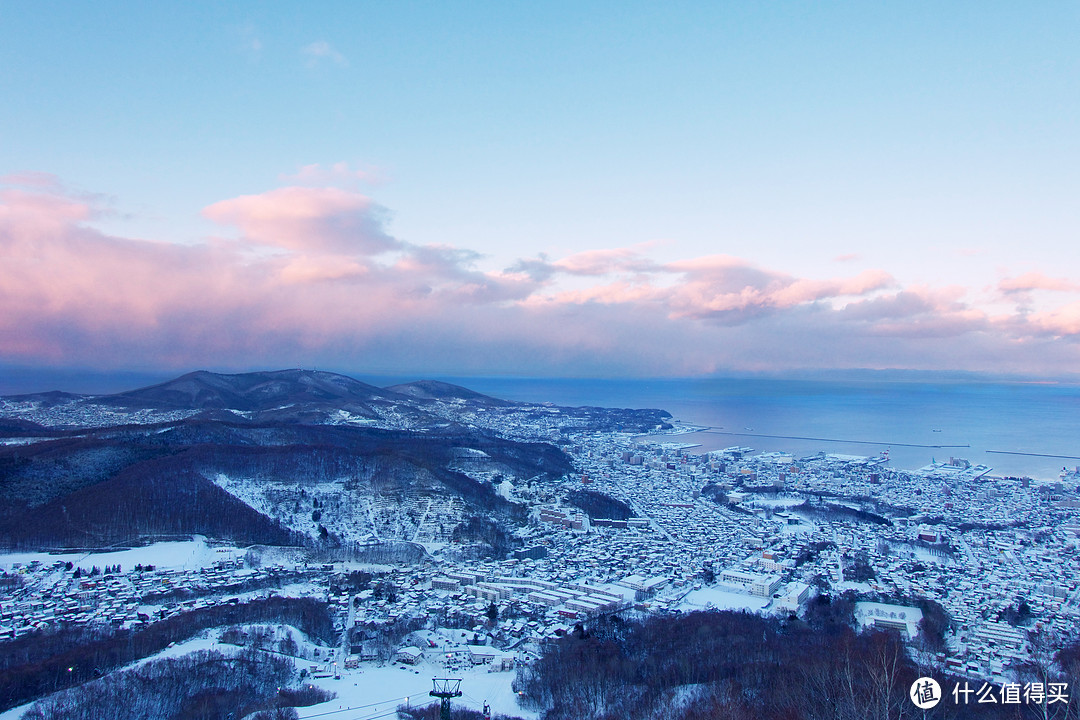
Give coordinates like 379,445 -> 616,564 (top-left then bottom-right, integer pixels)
400,376 -> 1080,481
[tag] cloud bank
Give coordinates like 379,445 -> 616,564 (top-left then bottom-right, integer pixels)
2,175 -> 1079,378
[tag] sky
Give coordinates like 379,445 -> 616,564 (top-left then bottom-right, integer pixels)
1,2 -> 1079,385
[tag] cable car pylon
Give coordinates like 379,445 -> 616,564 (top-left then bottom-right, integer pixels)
430,677 -> 462,720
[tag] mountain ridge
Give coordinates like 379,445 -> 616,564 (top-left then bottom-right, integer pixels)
93,369 -> 404,411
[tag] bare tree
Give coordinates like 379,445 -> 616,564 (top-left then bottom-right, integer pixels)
861,631 -> 909,720
1017,627 -> 1069,720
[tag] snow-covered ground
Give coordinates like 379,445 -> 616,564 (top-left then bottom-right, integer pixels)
855,601 -> 923,638
299,660 -> 534,720
780,517 -> 818,535
908,545 -> 956,565
751,497 -> 806,508
0,618 -> 532,720
0,536 -> 244,572
677,587 -> 770,613
209,471 -> 468,548
836,580 -> 876,594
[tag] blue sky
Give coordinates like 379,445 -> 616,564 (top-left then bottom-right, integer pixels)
1,2 -> 1079,381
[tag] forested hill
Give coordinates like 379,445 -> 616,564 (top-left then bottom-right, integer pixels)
0,369 -> 669,552
0,368 -> 672,432
0,419 -> 571,550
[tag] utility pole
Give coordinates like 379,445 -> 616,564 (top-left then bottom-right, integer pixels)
430,678 -> 462,720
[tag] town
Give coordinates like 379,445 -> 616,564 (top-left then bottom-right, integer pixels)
2,407 -> 1079,717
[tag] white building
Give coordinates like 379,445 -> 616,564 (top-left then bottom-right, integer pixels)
719,569 -> 782,598
855,602 -> 923,640
395,646 -> 424,664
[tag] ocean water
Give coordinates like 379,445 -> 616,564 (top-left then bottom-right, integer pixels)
7,370 -> 1079,481
426,376 -> 1080,480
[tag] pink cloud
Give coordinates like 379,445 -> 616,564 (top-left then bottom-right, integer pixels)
4,176 -> 1080,377
0,189 -> 96,239
392,245 -> 538,304
523,280 -> 660,308
1007,300 -> 1080,338
765,271 -> 894,307
1000,272 -> 1079,294
202,186 -> 397,255
663,253 -> 753,274
552,246 -> 659,276
0,183 -> 542,370
509,244 -> 660,282
519,249 -> 895,329
658,258 -> 894,323
279,162 -> 382,186
275,255 -> 370,284
841,287 -> 988,338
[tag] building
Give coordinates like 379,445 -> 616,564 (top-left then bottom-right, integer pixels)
855,602 -> 923,641
719,569 -> 782,598
395,646 -> 424,664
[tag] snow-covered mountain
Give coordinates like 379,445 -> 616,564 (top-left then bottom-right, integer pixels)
0,369 -> 669,554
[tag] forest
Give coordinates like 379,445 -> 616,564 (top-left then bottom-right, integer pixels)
0,417 -> 572,549
18,648 -> 334,720
565,489 -> 637,520
0,596 -> 335,712
514,603 -> 1080,720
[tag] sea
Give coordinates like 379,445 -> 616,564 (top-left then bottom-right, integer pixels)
413,376 -> 1080,482
4,369 -> 1079,482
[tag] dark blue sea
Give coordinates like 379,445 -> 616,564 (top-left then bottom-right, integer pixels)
6,368 -> 1079,481
409,376 -> 1080,481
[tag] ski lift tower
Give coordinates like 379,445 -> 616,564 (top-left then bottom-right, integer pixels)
430,678 -> 462,720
